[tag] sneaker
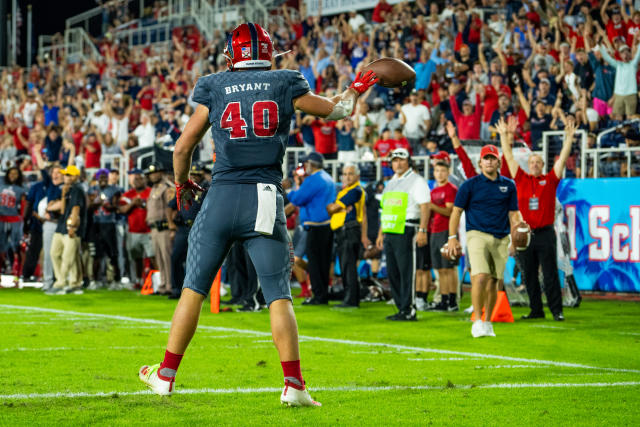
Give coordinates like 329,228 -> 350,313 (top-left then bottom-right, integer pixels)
280,380 -> 321,407
471,319 -> 486,338
464,305 -> 474,314
416,297 -> 427,311
447,304 -> 459,312
236,301 -> 261,312
426,301 -> 448,312
87,281 -> 102,291
483,321 -> 496,337
386,308 -> 417,321
46,286 -> 65,295
68,287 -> 84,295
139,364 -> 174,396
108,281 -> 123,291
301,298 -> 327,306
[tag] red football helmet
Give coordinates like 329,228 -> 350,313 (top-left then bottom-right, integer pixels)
224,23 -> 274,70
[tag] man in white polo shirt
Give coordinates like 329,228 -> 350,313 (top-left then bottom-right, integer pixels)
376,148 -> 431,321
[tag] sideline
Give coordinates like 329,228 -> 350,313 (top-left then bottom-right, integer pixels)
2,304 -> 640,374
1,382 -> 639,401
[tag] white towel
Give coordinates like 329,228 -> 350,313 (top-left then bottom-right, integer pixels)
255,183 -> 277,235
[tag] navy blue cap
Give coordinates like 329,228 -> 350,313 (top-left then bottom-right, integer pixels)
128,168 -> 143,175
302,152 -> 324,166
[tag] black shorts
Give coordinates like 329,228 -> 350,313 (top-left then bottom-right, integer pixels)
430,230 -> 457,269
415,239 -> 431,271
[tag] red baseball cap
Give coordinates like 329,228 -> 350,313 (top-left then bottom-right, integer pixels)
480,144 -> 500,159
431,150 -> 451,164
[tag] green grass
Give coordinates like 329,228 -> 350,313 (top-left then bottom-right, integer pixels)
1,288 -> 639,426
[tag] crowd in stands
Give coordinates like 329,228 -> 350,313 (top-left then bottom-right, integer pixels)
0,0 -> 639,299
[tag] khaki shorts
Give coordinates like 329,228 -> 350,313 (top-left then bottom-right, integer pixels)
612,94 -> 637,117
466,230 -> 509,279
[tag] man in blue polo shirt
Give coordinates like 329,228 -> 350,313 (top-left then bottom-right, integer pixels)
288,152 -> 336,305
446,144 -> 524,338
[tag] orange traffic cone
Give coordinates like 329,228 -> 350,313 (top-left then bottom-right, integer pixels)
470,291 -> 514,323
490,291 -> 514,322
140,270 -> 158,295
210,269 -> 221,313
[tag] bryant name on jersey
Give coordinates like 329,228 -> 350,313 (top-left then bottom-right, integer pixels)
224,82 -> 272,94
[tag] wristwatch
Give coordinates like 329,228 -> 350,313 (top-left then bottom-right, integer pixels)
418,228 -> 428,233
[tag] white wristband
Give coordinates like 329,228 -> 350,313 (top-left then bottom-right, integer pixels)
448,235 -> 457,240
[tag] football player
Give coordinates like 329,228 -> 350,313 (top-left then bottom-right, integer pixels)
139,23 -> 377,406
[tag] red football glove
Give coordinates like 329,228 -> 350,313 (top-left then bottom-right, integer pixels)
175,180 -> 205,212
349,70 -> 379,94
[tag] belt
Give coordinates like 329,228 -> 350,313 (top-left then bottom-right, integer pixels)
405,219 -> 420,226
532,225 -> 554,232
178,219 -> 194,228
149,220 -> 169,231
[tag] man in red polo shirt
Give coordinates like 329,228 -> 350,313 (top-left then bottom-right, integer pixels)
496,116 -> 576,321
119,169 -> 154,288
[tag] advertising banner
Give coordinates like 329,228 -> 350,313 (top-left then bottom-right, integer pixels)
557,178 -> 640,292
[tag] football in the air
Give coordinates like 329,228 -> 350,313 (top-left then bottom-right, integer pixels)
512,222 -> 532,251
441,243 -> 462,262
361,58 -> 416,88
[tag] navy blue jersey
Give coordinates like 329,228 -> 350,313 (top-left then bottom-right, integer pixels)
192,69 -> 310,187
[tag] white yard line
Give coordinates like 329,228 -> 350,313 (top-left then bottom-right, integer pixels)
1,382 -> 639,401
0,346 -> 149,352
2,304 -> 640,374
409,357 -> 476,361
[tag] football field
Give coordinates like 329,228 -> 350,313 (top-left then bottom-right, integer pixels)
1,289 -> 639,426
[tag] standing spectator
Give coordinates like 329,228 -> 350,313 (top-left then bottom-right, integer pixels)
22,148 -> 64,281
449,87 -> 482,140
379,105 -> 405,134
599,41 -> 640,120
44,126 -> 63,163
372,0 -> 393,24
585,39 -> 615,119
82,129 -> 102,169
0,166 -> 27,275
426,159 -> 459,312
447,144 -> 523,338
401,89 -> 431,151
226,242 -> 260,311
145,161 -> 176,295
133,113 -> 156,148
105,95 -> 133,147
497,116 -> 576,322
348,10 -> 366,32
308,117 -> 337,160
48,165 -> 86,294
88,168 -> 123,289
373,128 -> 396,160
327,164 -> 365,308
119,169 -> 154,289
376,148 -> 431,321
288,152 -> 336,305
336,119 -> 357,163
21,93 -> 40,128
